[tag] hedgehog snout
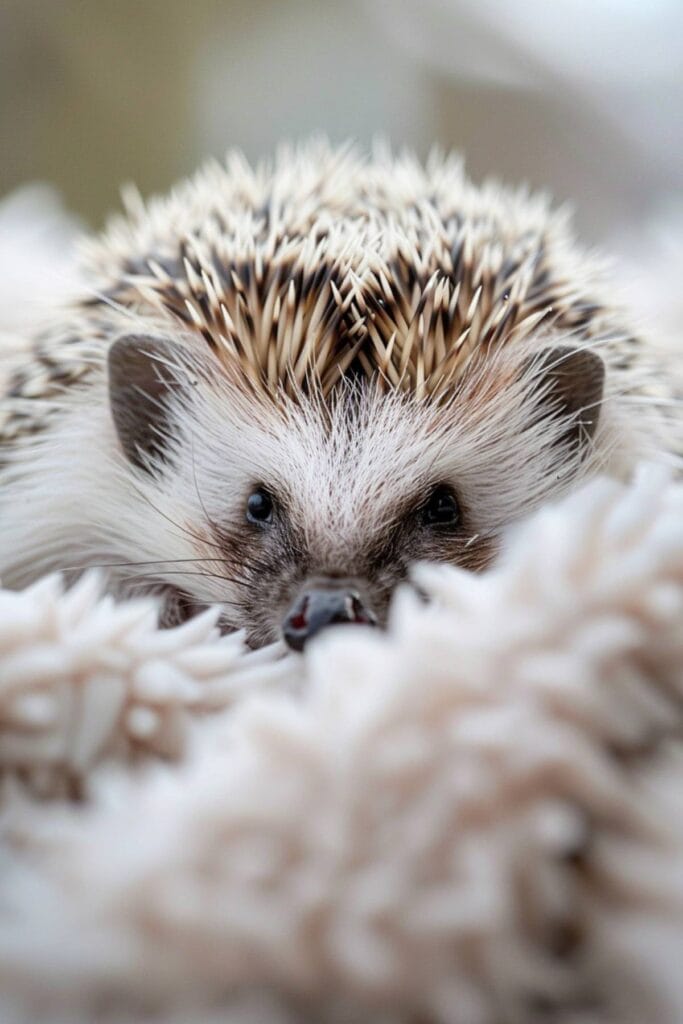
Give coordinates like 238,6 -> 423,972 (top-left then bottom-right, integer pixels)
282,579 -> 377,652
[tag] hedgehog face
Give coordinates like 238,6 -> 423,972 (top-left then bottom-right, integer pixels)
196,387 -> 497,648
107,333 -> 603,649
236,476 -> 485,650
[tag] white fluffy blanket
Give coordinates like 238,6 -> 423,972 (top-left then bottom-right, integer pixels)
1,466 -> 683,1024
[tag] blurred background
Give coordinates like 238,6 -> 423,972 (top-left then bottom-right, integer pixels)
2,0 -> 682,232
0,0 -> 681,344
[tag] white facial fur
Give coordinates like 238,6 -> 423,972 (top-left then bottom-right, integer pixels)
0,331 -> 614,647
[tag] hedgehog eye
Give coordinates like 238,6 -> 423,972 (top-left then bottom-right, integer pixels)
246,488 -> 274,525
422,485 -> 460,529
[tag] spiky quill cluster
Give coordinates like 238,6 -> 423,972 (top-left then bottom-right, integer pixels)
0,141 -> 661,455
87,146 -> 634,392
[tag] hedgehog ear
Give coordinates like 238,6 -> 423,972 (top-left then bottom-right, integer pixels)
526,345 -> 605,452
108,334 -> 184,472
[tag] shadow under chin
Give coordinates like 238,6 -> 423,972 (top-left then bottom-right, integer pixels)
153,585 -> 239,637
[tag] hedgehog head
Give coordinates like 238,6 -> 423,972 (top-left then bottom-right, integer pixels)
92,144 -> 614,647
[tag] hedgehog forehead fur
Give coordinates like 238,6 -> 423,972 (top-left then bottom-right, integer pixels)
80,140 -> 616,404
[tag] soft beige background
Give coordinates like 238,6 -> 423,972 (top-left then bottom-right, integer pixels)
1,0 -> 681,241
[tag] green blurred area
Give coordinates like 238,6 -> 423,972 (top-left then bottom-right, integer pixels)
1,0 -> 213,225
0,0 -> 675,237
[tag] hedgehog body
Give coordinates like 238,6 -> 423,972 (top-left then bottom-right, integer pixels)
0,143 -> 675,646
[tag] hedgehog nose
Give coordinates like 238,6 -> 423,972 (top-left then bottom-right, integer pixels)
282,585 -> 377,652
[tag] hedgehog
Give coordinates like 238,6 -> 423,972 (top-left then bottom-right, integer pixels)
0,142 -> 676,649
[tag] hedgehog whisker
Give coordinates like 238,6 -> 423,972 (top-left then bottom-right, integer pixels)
60,556 -> 229,574
119,563 -> 259,595
120,579 -> 244,613
127,569 -> 254,586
